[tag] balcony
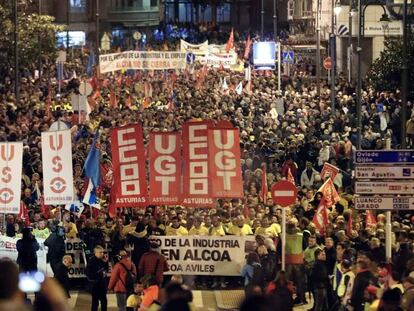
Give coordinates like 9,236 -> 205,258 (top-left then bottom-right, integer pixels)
107,0 -> 160,27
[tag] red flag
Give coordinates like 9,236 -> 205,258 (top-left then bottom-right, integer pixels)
366,210 -> 377,228
320,163 -> 340,181
313,201 -> 330,235
108,188 -> 117,219
226,28 -> 234,53
261,166 -> 268,202
125,95 -> 132,108
244,35 -> 252,59
39,197 -> 50,220
109,90 -> 118,108
18,201 -> 30,227
316,178 -> 340,207
287,167 -> 295,185
116,75 -> 123,87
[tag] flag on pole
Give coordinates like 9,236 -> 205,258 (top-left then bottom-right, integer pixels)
39,196 -> 50,220
222,77 -> 228,91
86,51 -> 96,77
312,201 -> 330,235
32,181 -> 41,204
65,201 -> 85,215
84,129 -> 101,188
18,201 -> 30,227
320,162 -> 340,181
109,90 -> 118,108
287,167 -> 295,185
261,166 -> 268,202
316,178 -> 340,207
235,82 -> 243,95
226,28 -> 234,53
366,210 -> 377,228
244,35 -> 252,59
347,209 -> 353,235
82,179 -> 101,209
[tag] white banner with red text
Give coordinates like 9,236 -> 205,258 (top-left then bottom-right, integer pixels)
0,143 -> 22,214
152,235 -> 256,275
99,51 -> 187,73
41,130 -> 74,205
111,124 -> 147,208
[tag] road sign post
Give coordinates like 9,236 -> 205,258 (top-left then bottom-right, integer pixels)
271,180 -> 298,271
355,148 -> 414,263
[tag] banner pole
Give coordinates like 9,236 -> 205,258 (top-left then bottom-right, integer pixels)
281,207 -> 286,271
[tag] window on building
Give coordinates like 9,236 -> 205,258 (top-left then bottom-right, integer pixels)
217,3 -> 230,23
151,0 -> 158,7
70,0 -> 86,12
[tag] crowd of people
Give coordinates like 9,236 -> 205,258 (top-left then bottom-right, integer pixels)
0,23 -> 413,311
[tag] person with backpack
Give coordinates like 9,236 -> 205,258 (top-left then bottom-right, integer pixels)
241,252 -> 265,298
138,239 -> 169,286
108,250 -> 137,311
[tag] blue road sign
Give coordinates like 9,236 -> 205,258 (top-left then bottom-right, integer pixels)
354,150 -> 414,164
282,51 -> 294,63
186,52 -> 195,64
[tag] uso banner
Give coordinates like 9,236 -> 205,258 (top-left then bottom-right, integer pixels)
209,129 -> 243,198
153,235 -> 255,275
99,51 -> 187,73
180,40 -> 209,56
41,130 -> 74,205
0,143 -> 22,214
148,133 -> 181,205
111,124 -> 147,207
65,237 -> 112,278
181,121 -> 215,207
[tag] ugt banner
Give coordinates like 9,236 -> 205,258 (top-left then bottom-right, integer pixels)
99,51 -> 187,73
0,142 -> 23,214
41,130 -> 74,205
180,40 -> 209,56
208,128 -> 243,198
152,235 -> 256,275
111,124 -> 147,207
181,121 -> 215,207
148,133 -> 181,205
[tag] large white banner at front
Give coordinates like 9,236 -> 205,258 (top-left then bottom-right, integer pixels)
99,51 -> 187,73
0,142 -> 22,214
152,235 -> 256,275
0,235 -> 50,276
180,40 -> 209,55
41,130 -> 74,205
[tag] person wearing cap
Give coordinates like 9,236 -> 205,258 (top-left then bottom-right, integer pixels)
108,250 -> 137,311
401,277 -> 414,311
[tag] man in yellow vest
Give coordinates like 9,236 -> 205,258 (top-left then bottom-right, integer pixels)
285,218 -> 307,305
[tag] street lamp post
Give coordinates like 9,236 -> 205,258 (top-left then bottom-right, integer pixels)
401,0 -> 408,148
14,0 -> 19,103
261,0 -> 264,39
96,0 -> 100,62
356,0 -> 390,149
331,1 -> 342,115
316,0 -> 321,96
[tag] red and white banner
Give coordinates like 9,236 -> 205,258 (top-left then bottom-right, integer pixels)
320,163 -> 340,181
148,133 -> 181,205
41,130 -> 74,205
0,142 -> 22,214
111,124 -> 147,208
181,121 -> 215,207
208,128 -> 243,198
